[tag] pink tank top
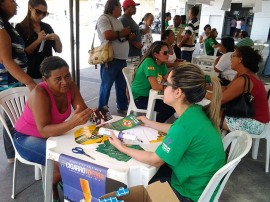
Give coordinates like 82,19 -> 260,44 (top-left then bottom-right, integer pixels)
15,82 -> 72,138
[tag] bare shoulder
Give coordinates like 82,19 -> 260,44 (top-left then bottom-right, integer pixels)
29,85 -> 50,102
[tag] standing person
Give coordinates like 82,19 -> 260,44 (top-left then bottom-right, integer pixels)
131,41 -> 175,123
120,0 -> 142,64
14,56 -> 94,201
0,0 -> 37,163
164,12 -> 171,30
109,63 -> 225,202
178,6 -> 200,62
230,17 -> 236,37
15,0 -> 62,83
167,15 -> 183,59
96,0 -> 131,114
180,15 -> 187,27
139,13 -> 154,56
234,18 -> 242,39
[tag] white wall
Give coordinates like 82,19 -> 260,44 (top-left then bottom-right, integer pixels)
200,0 -> 225,38
250,1 -> 270,42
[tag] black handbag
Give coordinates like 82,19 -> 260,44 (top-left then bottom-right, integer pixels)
224,75 -> 255,118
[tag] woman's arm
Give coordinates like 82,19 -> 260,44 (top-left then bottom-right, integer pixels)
199,34 -> 203,43
0,29 -> 36,91
46,33 -> 62,53
148,76 -> 164,91
137,116 -> 171,133
109,133 -> 164,167
24,31 -> 46,55
30,84 -> 92,138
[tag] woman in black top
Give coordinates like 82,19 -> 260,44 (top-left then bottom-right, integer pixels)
15,0 -> 62,81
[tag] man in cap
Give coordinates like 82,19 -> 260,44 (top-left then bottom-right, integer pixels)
120,0 -> 142,64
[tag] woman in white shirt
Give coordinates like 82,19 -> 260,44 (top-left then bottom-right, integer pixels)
139,13 -> 154,56
199,24 -> 211,43
214,37 -> 236,86
161,30 -> 184,69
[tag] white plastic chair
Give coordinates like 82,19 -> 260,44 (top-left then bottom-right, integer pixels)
0,87 -> 44,199
253,45 -> 265,54
198,130 -> 252,202
122,67 -> 148,116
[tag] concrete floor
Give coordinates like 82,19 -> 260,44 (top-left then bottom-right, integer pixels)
1,44 -> 270,201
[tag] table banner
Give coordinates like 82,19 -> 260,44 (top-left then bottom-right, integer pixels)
59,154 -> 108,202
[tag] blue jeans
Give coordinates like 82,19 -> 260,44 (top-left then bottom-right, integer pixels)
3,112 -> 15,159
134,96 -> 175,123
181,51 -> 194,62
98,59 -> 128,110
13,132 -> 46,165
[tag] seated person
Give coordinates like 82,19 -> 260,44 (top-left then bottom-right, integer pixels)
235,31 -> 254,48
110,63 -> 226,202
161,30 -> 184,69
205,28 -> 220,56
214,37 -> 237,86
131,41 -> 175,122
207,46 -> 269,135
14,56 -> 94,201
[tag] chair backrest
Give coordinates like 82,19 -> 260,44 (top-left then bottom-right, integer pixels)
0,87 -> 29,126
198,130 -> 252,202
203,41 -> 207,55
122,67 -> 137,110
253,45 -> 265,53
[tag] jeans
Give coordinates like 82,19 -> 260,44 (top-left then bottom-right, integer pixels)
134,96 -> 175,123
13,132 -> 46,165
98,59 -> 128,110
3,112 -> 15,159
181,50 -> 194,62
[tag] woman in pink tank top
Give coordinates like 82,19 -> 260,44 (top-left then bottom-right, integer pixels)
219,46 -> 269,135
14,56 -> 94,201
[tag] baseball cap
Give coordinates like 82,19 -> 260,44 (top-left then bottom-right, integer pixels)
122,0 -> 140,8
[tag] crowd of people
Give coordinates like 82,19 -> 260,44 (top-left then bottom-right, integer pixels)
0,0 -> 269,201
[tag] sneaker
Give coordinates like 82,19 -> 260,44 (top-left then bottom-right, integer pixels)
117,109 -> 127,115
8,158 -> 15,164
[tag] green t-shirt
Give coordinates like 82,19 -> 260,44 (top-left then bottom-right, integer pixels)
156,105 -> 225,202
131,57 -> 168,100
205,38 -> 218,55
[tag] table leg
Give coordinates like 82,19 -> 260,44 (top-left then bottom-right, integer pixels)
44,158 -> 54,202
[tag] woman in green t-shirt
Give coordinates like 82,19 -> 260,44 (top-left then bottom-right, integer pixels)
205,28 -> 220,56
131,41 -> 175,122
110,63 -> 225,202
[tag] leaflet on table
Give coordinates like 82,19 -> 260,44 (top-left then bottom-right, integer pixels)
59,154 -> 108,202
74,125 -> 108,145
89,106 -> 113,127
109,114 -> 141,131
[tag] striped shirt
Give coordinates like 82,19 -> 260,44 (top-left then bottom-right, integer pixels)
181,18 -> 199,51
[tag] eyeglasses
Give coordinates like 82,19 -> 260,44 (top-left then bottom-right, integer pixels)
161,81 -> 175,88
34,8 -> 49,17
161,50 -> 169,56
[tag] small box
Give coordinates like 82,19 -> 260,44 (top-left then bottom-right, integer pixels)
99,181 -> 179,202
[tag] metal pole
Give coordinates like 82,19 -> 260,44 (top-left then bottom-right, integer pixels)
75,0 -> 80,88
161,0 -> 167,38
69,0 -> 75,81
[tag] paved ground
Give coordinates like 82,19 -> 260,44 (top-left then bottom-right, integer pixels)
1,44 -> 270,201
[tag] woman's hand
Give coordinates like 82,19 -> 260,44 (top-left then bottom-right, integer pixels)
37,31 -> 46,43
69,105 -> 93,127
45,33 -> 60,41
137,116 -> 152,127
108,132 -> 125,152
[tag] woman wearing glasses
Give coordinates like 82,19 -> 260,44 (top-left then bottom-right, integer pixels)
0,0 -> 37,163
132,41 -> 175,122
15,0 -> 62,83
110,63 -> 225,202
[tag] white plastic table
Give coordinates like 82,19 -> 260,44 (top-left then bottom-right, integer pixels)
44,116 -> 160,202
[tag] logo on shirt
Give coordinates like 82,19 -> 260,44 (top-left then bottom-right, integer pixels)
162,138 -> 172,153
148,66 -> 155,70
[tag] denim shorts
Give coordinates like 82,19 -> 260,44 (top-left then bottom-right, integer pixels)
13,132 -> 46,165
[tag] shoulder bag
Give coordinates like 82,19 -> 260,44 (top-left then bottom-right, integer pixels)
88,14 -> 114,68
224,75 -> 255,118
